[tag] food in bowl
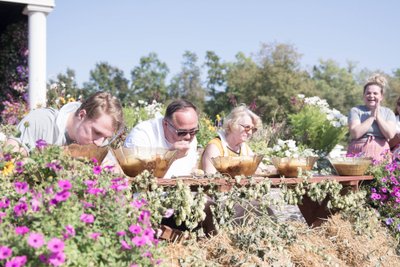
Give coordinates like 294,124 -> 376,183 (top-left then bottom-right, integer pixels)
211,155 -> 263,177
112,146 -> 176,177
328,157 -> 372,176
271,157 -> 317,177
64,143 -> 109,163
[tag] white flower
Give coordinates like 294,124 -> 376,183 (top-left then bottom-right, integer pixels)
287,140 -> 296,149
297,94 -> 305,99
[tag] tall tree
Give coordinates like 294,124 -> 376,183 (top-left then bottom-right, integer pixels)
203,51 -> 229,117
168,51 -> 206,111
311,59 -> 361,114
48,68 -> 83,100
83,62 -> 130,103
130,52 -> 169,103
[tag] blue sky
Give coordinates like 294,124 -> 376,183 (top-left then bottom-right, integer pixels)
47,0 -> 400,86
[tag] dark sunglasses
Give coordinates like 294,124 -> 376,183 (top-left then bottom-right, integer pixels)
165,119 -> 199,137
239,124 -> 257,133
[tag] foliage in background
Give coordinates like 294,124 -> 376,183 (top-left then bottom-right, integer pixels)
0,142 -> 162,266
196,114 -> 218,148
288,95 -> 348,156
123,100 -> 164,130
0,20 -> 29,125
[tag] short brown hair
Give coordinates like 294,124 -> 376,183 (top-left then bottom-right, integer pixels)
76,91 -> 124,131
164,99 -> 198,120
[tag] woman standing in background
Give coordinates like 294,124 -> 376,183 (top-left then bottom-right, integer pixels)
347,74 -> 396,162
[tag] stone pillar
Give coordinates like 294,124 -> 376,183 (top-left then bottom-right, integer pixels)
23,4 -> 54,110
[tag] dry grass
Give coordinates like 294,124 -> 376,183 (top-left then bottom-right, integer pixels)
161,214 -> 400,267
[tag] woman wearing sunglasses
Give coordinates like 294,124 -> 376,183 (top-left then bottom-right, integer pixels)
347,74 -> 396,162
201,104 -> 262,174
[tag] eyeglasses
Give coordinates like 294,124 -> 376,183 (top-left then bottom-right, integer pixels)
239,124 -> 257,133
165,119 -> 199,137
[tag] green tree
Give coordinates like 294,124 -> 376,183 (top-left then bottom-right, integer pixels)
311,59 -> 361,114
130,52 -> 169,103
48,68 -> 84,99
168,51 -> 206,110
203,51 -> 229,117
83,62 -> 130,103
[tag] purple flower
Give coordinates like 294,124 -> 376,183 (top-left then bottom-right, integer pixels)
13,201 -> 28,217
131,198 -> 148,209
131,236 -> 146,247
48,252 -> 66,266
386,218 -> 394,225
89,232 -> 101,240
5,255 -> 27,267
93,165 -> 102,175
138,210 -> 151,223
46,161 -> 63,172
35,139 -> 47,150
81,201 -> 94,209
3,154 -> 12,161
47,238 -> 65,253
15,226 -> 30,235
121,240 -> 131,250
27,232 -> 45,249
14,182 -> 29,194
84,180 -> 97,188
370,193 -> 381,200
87,187 -> 105,196
38,254 -> 48,264
64,225 -> 75,238
142,251 -> 152,258
55,190 -> 71,202
0,246 -> 12,260
31,198 -> 41,212
15,161 -> 24,174
129,224 -> 142,235
0,197 -> 10,209
116,230 -> 126,236
58,180 -> 72,190
80,213 -> 95,224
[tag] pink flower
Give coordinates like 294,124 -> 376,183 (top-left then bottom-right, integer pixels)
13,201 -> 28,217
35,139 -> 47,150
129,224 -> 142,235
0,246 -> 12,260
47,238 -> 65,253
5,255 -> 27,267
64,225 -> 75,238
116,230 -> 126,236
138,210 -> 151,223
31,198 -> 41,212
58,180 -> 72,190
27,232 -> 45,249
55,190 -> 71,202
81,201 -> 95,209
15,226 -> 30,235
93,166 -> 102,175
0,197 -> 10,209
89,232 -> 101,240
121,240 -> 131,250
131,236 -> 146,247
131,198 -> 148,209
80,213 -> 95,224
48,252 -> 66,266
14,182 -> 29,194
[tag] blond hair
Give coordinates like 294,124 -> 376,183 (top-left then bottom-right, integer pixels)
364,73 -> 388,94
223,104 -> 262,134
76,91 -> 124,131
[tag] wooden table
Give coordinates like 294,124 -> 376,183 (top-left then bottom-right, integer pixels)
156,175 -> 374,227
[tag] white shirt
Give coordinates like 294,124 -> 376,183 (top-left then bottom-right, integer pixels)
124,117 -> 198,178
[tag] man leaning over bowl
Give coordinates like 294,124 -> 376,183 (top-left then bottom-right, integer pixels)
5,91 -> 124,157
124,99 -> 199,178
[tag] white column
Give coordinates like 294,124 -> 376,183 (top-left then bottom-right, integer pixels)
23,5 -> 53,110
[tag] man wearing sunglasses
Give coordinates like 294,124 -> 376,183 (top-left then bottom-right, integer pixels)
124,99 -> 199,178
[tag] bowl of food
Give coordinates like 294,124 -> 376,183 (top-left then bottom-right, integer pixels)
64,143 -> 109,163
211,155 -> 264,177
112,146 -> 177,177
271,156 -> 317,177
328,157 -> 372,176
